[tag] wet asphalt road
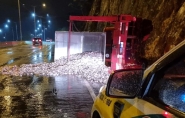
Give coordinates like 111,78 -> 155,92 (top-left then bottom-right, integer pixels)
0,42 -> 54,66
0,42 -> 104,118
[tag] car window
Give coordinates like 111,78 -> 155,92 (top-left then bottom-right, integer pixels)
109,70 -> 143,96
151,55 -> 185,113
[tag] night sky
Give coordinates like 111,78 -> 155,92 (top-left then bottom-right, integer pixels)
0,0 -> 83,41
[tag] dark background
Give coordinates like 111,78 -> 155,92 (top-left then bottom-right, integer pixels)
0,0 -> 89,41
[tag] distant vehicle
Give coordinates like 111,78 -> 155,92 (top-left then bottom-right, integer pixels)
91,39 -> 185,118
46,38 -> 52,42
32,38 -> 42,45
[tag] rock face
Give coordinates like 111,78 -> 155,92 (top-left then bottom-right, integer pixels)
85,0 -> 185,63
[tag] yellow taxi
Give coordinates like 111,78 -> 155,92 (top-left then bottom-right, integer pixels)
91,40 -> 185,118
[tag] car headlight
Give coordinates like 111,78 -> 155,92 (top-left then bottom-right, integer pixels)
99,86 -> 105,93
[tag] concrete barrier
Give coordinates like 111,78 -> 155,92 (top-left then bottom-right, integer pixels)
0,41 -> 27,48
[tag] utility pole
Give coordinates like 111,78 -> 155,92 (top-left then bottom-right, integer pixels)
33,6 -> 36,37
18,0 -> 22,41
12,28 -> 14,41
43,26 -> 46,41
15,22 -> 18,40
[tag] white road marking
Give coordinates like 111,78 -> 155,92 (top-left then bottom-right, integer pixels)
84,80 -> 96,101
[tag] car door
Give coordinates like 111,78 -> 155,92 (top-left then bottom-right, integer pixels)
105,56 -> 185,117
143,54 -> 185,117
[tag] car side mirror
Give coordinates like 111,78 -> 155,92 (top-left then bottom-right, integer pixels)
106,69 -> 143,98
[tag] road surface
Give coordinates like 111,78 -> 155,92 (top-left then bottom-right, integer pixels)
0,42 -> 103,118
0,42 -> 54,66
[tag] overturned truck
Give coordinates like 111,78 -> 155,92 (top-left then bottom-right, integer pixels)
55,15 -> 153,71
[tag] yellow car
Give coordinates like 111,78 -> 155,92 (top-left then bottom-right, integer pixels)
91,40 -> 185,117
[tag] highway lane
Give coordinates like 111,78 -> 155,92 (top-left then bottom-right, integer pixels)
0,42 -> 55,66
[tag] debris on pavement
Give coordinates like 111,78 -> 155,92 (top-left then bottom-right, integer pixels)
0,52 -> 110,84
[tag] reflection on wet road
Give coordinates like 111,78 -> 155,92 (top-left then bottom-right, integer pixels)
0,42 -> 54,66
0,74 -> 99,117
0,42 -> 103,117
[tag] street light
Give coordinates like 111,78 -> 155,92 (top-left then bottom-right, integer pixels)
0,29 -> 2,41
7,19 -> 10,23
33,12 -> 51,41
39,19 -> 49,41
7,19 -> 18,41
43,3 -> 46,7
14,22 -> 18,41
5,24 -> 8,28
7,20 -> 15,40
32,3 -> 46,37
33,6 -> 36,37
4,24 -> 8,41
43,27 -> 47,41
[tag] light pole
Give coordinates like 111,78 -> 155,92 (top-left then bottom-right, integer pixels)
33,6 -> 36,37
36,15 -> 49,41
7,20 -> 12,41
4,24 -> 8,41
42,21 -> 49,41
14,22 -> 18,40
12,28 -> 14,41
18,0 -> 22,41
43,27 -> 47,41
0,29 -> 2,42
8,19 -> 18,41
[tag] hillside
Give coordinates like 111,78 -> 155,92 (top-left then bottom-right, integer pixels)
85,0 -> 185,63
